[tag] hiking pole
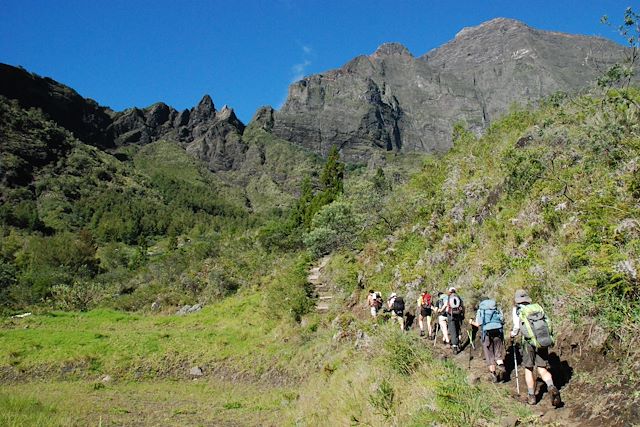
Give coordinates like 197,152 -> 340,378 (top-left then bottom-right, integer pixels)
513,340 -> 520,395
433,323 -> 439,347
467,329 -> 476,350
467,330 -> 473,369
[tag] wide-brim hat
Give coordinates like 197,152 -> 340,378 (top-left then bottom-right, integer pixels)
514,289 -> 532,304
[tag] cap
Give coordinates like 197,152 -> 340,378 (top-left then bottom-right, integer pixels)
514,289 -> 532,304
448,287 -> 456,293
389,292 -> 397,299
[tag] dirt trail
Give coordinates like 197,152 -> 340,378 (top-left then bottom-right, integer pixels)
428,325 -> 581,426
307,256 -> 333,313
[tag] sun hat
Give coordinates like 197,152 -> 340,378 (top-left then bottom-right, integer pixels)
514,289 -> 532,304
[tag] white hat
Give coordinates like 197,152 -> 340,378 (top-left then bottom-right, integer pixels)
448,287 -> 456,293
389,292 -> 397,299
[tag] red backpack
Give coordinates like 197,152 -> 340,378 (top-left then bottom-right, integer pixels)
421,293 -> 432,308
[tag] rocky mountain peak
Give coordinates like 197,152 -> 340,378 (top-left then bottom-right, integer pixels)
216,105 -> 241,125
191,94 -> 216,121
371,42 -> 413,58
455,17 -> 529,39
266,18 -> 630,161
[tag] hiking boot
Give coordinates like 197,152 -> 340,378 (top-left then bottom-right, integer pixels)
420,330 -> 425,337
452,345 -> 460,354
495,364 -> 506,382
527,393 -> 537,405
549,386 -> 562,408
490,372 -> 498,383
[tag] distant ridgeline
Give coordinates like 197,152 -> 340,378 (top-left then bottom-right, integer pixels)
0,18 -> 633,169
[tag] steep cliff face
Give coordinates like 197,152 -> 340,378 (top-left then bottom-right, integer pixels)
422,18 -> 626,120
271,43 -> 484,161
0,64 -> 246,172
268,18 -> 629,160
0,63 -> 115,149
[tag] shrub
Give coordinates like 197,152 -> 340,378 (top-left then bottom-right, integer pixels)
303,200 -> 359,256
381,327 -> 425,376
50,280 -> 109,311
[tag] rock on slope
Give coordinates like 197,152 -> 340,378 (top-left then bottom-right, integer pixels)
266,18 -> 628,161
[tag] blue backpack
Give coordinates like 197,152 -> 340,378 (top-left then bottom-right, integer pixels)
478,299 -> 504,339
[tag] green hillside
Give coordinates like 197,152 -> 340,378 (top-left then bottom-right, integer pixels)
2,85 -> 639,425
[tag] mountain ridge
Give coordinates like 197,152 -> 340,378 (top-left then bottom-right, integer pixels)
0,18 -> 633,167
270,17 -> 630,160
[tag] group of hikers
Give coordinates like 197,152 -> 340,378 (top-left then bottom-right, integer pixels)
366,287 -> 562,408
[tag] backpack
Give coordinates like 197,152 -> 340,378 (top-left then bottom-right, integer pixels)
449,294 -> 464,317
478,299 -> 503,339
518,303 -> 554,348
393,296 -> 405,315
421,293 -> 432,308
373,292 -> 383,308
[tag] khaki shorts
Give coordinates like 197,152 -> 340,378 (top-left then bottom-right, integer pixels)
521,341 -> 550,369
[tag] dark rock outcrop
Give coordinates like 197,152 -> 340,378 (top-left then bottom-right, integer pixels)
0,63 -> 114,149
0,64 -> 246,172
268,18 -> 630,160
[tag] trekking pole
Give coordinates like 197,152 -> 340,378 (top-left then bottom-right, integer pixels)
433,323 -> 439,347
467,330 -> 473,368
466,329 -> 475,350
513,340 -> 520,395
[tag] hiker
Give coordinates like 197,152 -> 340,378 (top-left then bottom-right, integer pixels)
469,297 -> 506,382
416,289 -> 434,337
510,289 -> 562,407
445,287 -> 464,353
435,292 -> 450,345
367,289 -> 383,318
387,293 -> 405,331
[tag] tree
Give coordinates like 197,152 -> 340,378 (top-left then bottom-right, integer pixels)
600,7 -> 639,88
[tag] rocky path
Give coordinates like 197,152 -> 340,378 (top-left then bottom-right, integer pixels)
307,256 -> 333,313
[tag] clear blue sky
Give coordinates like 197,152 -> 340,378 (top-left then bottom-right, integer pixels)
0,0 -> 635,122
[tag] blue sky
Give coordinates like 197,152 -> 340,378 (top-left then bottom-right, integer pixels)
0,0 -> 635,122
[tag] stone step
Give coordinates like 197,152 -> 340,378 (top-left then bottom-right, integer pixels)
319,295 -> 333,300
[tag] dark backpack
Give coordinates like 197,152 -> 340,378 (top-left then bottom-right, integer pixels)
449,294 -> 464,317
518,303 -> 554,348
393,296 -> 405,315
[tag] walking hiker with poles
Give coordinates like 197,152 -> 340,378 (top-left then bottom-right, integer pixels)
510,289 -> 562,407
468,297 -> 506,382
445,287 -> 464,354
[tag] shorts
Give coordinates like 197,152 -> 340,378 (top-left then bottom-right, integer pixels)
521,341 -> 550,369
481,329 -> 504,366
420,307 -> 432,317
